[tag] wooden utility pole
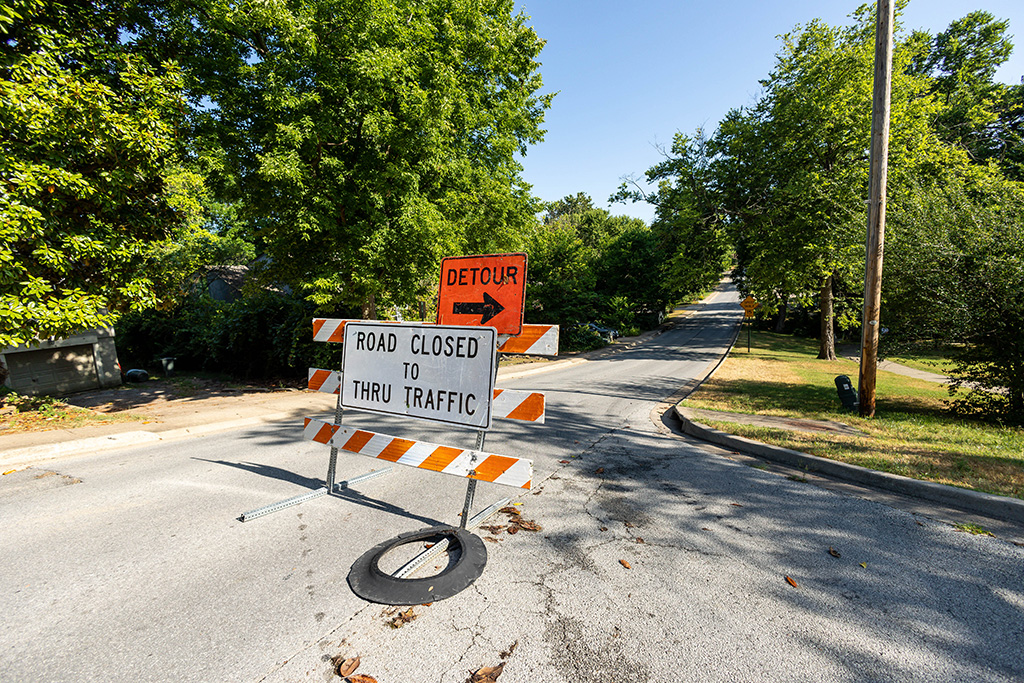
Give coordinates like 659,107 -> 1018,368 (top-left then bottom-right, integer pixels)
859,0 -> 894,417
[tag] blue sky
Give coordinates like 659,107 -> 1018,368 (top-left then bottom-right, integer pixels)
515,0 -> 1024,222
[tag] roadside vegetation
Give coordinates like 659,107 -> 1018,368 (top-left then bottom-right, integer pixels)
684,331 -> 1024,499
0,392 -> 146,434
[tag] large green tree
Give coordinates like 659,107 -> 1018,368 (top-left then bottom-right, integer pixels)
169,0 -> 551,318
0,0 -> 195,347
613,130 -> 730,307
713,6 -> 944,360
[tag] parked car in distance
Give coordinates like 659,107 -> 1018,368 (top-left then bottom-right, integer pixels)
587,323 -> 619,340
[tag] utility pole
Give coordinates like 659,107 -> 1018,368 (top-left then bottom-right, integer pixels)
859,0 -> 894,418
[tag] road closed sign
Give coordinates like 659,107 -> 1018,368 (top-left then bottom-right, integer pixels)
437,252 -> 526,335
341,322 -> 497,429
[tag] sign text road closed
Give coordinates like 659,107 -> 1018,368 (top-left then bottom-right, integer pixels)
342,322 -> 497,429
437,252 -> 526,335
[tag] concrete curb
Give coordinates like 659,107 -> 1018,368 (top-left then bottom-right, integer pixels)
674,405 -> 1024,526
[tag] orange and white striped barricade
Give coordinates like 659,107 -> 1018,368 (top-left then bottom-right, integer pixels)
303,418 -> 532,489
498,324 -> 559,356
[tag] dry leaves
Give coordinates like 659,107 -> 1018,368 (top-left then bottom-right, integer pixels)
469,663 -> 505,683
507,526 -> 519,535
498,506 -> 519,516
385,607 -> 417,629
559,459 -> 570,464
595,467 -> 605,474
785,576 -> 798,588
619,559 -> 632,569
331,655 -> 377,682
635,537 -> 645,544
828,547 -> 841,558
335,656 -> 360,678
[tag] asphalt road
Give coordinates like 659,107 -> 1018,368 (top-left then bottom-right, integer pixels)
2,284 -> 1023,683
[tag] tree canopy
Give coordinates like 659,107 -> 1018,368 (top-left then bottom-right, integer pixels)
0,0 -> 195,347
168,0 -> 551,317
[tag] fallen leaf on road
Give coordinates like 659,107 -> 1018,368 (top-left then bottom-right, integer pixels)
599,526 -> 608,532
619,559 -> 632,569
386,607 -> 417,629
595,467 -> 605,474
334,655 -> 360,678
785,576 -> 798,588
730,503 -> 744,507
507,526 -> 519,534
2,469 -> 16,475
484,536 -> 500,543
469,663 -> 505,682
499,507 -> 519,516
860,562 -> 867,569
500,641 -> 518,659
636,537 -> 645,544
829,547 -> 841,558
348,675 -> 378,683
559,460 -> 570,464
624,521 -> 635,528
515,519 -> 542,532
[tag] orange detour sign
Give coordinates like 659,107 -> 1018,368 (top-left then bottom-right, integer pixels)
437,252 -> 526,335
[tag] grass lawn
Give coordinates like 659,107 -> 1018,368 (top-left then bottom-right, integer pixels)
684,331 -> 1024,500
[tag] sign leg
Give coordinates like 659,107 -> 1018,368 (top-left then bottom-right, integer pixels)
459,429 -> 486,529
327,392 -> 342,490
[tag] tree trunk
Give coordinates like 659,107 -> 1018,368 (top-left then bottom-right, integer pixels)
773,296 -> 788,333
817,274 -> 837,360
362,292 -> 377,320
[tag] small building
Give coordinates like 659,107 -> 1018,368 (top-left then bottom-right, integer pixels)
1,326 -> 122,396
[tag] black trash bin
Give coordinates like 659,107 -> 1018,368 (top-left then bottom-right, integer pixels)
834,375 -> 859,411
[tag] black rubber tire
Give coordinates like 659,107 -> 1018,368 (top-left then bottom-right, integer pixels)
347,525 -> 487,604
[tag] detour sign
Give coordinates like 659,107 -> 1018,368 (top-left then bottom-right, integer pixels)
437,252 -> 526,335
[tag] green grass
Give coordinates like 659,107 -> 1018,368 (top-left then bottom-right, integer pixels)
686,331 -> 1024,500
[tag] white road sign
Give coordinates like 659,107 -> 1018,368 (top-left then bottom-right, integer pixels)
341,321 -> 497,429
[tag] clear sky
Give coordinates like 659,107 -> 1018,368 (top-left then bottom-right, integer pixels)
515,0 -> 1024,223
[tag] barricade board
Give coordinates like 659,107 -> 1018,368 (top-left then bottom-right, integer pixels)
303,418 -> 532,489
341,321 -> 497,430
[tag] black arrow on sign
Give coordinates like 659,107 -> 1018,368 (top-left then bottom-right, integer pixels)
452,292 -> 505,324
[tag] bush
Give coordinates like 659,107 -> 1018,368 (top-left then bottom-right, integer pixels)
115,293 -> 349,380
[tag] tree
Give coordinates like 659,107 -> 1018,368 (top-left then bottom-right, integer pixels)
169,0 -> 551,318
0,0 -> 195,348
883,163 -> 1024,425
614,130 -> 730,307
712,7 -> 945,360
917,10 -> 1013,162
